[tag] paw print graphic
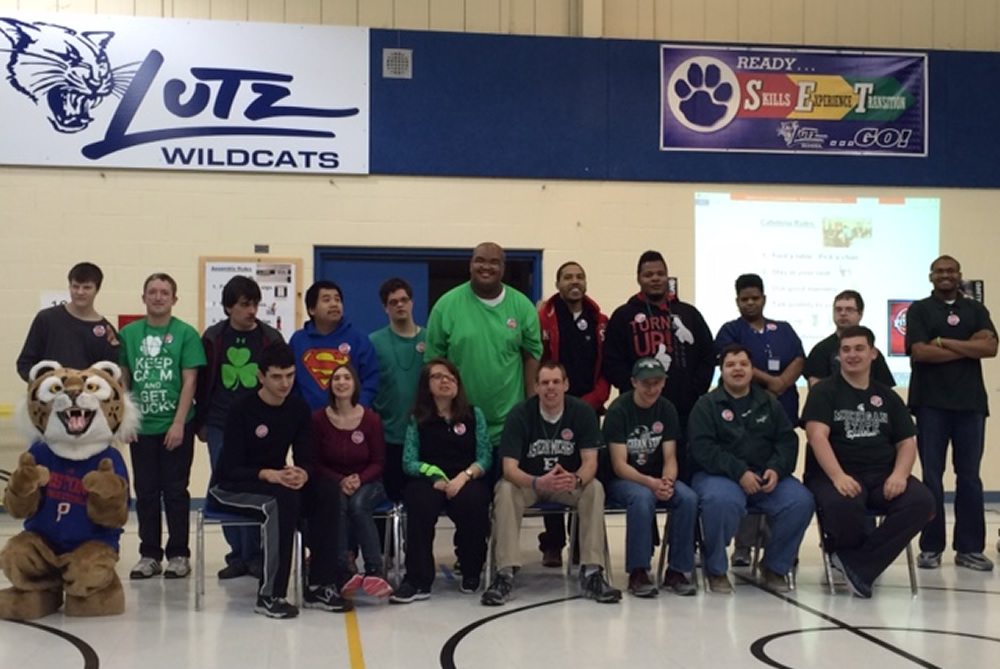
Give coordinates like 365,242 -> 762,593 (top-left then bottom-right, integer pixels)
666,57 -> 739,133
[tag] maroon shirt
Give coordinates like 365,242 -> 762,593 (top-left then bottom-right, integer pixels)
310,407 -> 385,484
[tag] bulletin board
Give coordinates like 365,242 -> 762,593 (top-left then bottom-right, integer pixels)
199,257 -> 303,338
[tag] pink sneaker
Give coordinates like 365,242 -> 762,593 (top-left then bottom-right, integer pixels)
362,575 -> 393,598
340,573 -> 365,595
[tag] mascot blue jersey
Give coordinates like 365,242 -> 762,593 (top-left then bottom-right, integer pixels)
23,443 -> 130,554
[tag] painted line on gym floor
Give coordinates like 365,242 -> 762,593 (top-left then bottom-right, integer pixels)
5,619 -> 99,669
439,595 -> 580,669
344,607 -> 366,668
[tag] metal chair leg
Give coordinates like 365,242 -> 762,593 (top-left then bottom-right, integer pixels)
195,508 -> 205,611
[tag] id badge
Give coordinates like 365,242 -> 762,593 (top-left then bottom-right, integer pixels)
767,357 -> 781,372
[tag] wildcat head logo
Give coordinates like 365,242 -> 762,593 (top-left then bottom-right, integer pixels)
0,18 -> 137,133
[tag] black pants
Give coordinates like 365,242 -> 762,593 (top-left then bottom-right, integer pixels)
402,478 -> 491,590
129,425 -> 195,560
210,477 -> 341,599
808,471 -> 934,584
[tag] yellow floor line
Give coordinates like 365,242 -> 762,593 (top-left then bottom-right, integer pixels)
344,606 -> 365,668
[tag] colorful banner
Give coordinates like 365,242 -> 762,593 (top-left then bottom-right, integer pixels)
660,45 -> 927,156
887,300 -> 913,356
0,12 -> 369,173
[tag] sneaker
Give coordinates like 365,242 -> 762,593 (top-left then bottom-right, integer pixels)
255,595 -> 299,619
956,552 -> 994,572
340,573 -> 365,595
460,574 -> 481,594
129,557 -> 162,580
163,556 -> 191,579
581,568 -> 622,604
481,574 -> 513,606
761,566 -> 790,594
917,551 -> 942,569
361,575 -> 393,598
389,580 -> 431,604
662,568 -> 697,596
707,573 -> 733,594
217,561 -> 249,579
627,569 -> 658,598
452,559 -> 462,576
541,547 -> 563,568
830,553 -> 872,599
731,547 -> 751,568
303,584 -> 353,612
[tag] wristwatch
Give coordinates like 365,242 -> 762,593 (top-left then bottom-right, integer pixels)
575,475 -> 583,489
464,467 -> 475,479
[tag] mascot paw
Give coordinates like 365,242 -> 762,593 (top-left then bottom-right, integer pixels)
65,573 -> 124,617
82,458 -> 126,499
8,453 -> 50,497
0,587 -> 63,621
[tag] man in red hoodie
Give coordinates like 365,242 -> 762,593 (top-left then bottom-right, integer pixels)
535,261 -> 610,567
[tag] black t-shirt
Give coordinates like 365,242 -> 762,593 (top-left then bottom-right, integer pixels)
207,326 -> 266,427
602,392 -> 680,477
215,392 -> 312,485
499,395 -> 603,476
803,333 -> 896,386
16,305 -> 120,381
802,375 -> 915,476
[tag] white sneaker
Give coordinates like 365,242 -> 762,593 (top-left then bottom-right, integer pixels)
129,557 -> 162,580
164,556 -> 191,579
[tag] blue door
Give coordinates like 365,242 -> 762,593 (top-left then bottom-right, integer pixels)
315,258 -> 428,336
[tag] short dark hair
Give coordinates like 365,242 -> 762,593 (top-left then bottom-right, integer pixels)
838,325 -> 875,346
735,273 -> 764,294
834,289 -> 864,313
636,250 -> 666,274
306,280 -> 342,316
537,360 -> 567,380
257,341 -> 295,374
719,343 -> 752,366
556,261 -> 584,281
222,275 -> 261,310
326,362 -> 361,407
412,358 -> 471,425
68,262 -> 104,289
931,254 -> 961,271
143,272 -> 178,295
378,277 -> 412,306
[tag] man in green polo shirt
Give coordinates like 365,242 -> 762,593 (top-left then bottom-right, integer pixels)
906,255 -> 998,571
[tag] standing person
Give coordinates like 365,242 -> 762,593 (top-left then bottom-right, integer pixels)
603,250 -> 715,482
804,326 -> 934,597
310,362 -> 391,599
369,277 -> 426,503
290,280 -> 378,411
535,260 -> 609,568
210,342 -> 351,619
424,242 -> 542,448
714,273 -> 805,566
17,262 -> 120,381
119,274 -> 205,580
390,359 -> 492,603
804,290 -> 895,387
604,358 -> 698,597
906,255 -> 997,571
195,275 -> 283,580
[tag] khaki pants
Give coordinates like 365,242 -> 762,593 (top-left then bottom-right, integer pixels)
493,478 -> 606,571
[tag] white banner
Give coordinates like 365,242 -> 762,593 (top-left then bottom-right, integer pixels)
0,12 -> 369,173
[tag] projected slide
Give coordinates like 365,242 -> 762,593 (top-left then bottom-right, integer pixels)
694,192 -> 940,385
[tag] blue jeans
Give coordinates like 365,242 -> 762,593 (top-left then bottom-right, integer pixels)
338,481 -> 387,574
206,425 -> 262,567
915,407 -> 986,553
606,478 -> 697,573
692,472 -> 814,576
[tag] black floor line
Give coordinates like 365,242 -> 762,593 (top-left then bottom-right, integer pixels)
5,619 -> 100,669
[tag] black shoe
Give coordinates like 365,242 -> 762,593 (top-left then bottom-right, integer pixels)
303,585 -> 353,612
389,580 -> 430,604
217,562 -> 249,580
460,574 -> 481,594
481,574 -> 513,606
581,568 -> 622,604
627,569 -> 658,598
254,595 -> 299,619
452,559 -> 462,575
830,553 -> 872,599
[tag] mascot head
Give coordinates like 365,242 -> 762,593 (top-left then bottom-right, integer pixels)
17,360 -> 139,460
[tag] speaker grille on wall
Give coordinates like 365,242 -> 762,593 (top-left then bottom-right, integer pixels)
383,48 -> 413,79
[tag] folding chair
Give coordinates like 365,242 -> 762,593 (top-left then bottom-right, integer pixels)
373,499 -> 403,584
484,501 -> 582,585
818,510 -> 918,596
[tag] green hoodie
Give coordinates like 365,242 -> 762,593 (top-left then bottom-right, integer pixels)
687,384 -> 798,482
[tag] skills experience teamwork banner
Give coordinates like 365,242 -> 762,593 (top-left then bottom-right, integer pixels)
660,45 -> 927,156
0,13 -> 369,173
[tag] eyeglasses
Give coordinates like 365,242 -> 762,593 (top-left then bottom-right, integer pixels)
834,307 -> 858,314
429,372 -> 457,383
387,296 -> 411,307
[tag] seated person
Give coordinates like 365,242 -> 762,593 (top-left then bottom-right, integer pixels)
310,362 -> 391,599
390,359 -> 492,604
482,361 -> 621,606
688,344 -> 814,594
209,342 -> 350,619
604,358 -> 698,597
803,325 -> 934,598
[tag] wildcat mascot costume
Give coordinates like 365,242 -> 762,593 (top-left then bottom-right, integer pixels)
0,361 -> 137,620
